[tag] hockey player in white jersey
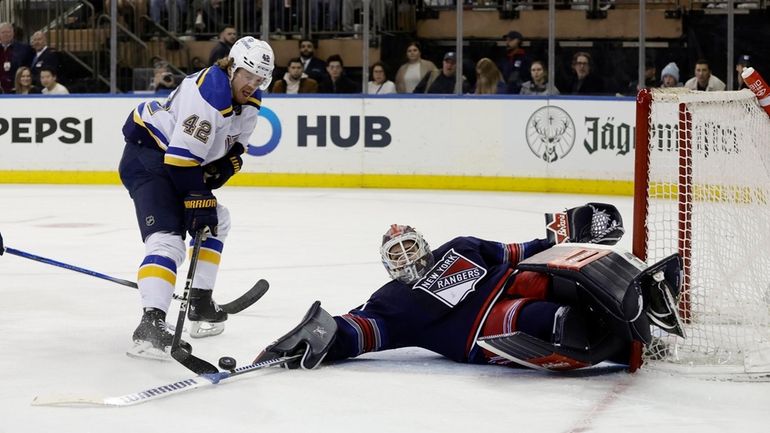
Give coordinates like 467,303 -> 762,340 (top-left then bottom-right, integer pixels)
118,36 -> 274,360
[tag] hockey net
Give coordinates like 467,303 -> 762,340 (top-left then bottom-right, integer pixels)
633,88 -> 770,379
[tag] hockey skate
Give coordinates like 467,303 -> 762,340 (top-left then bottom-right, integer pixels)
639,254 -> 686,339
187,288 -> 227,338
127,308 -> 192,361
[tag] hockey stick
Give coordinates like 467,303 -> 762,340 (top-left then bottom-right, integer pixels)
170,229 -> 219,375
31,354 -> 302,407
0,231 -> 269,314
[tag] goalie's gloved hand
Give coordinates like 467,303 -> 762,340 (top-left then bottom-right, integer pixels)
545,202 -> 624,245
203,142 -> 244,189
183,191 -> 218,237
253,301 -> 337,370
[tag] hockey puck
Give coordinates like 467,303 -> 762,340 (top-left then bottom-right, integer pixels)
218,356 -> 237,370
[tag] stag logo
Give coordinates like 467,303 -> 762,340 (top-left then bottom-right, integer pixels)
525,106 -> 576,162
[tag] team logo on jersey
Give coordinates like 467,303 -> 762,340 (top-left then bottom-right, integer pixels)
145,215 -> 155,227
413,249 -> 487,308
525,105 -> 575,163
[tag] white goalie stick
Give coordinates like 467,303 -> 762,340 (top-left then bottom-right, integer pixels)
31,355 -> 302,407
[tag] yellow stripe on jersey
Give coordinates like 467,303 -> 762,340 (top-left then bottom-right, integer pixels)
138,264 -> 177,285
196,67 -> 211,87
220,105 -> 234,117
245,97 -> 261,110
164,155 -> 201,167
133,107 -> 168,151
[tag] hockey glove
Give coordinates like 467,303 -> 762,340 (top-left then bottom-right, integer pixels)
545,202 -> 624,245
203,142 -> 244,189
254,301 -> 337,370
183,191 -> 218,237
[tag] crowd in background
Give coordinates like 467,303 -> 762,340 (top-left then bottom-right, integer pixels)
264,30 -> 746,96
0,1 -> 757,97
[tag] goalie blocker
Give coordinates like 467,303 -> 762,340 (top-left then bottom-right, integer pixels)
478,244 -> 685,371
254,301 -> 337,370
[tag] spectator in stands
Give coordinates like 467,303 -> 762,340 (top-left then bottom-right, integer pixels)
299,1 -> 339,34
519,60 -> 558,95
735,54 -> 750,90
12,66 -> 40,94
624,59 -> 657,96
660,62 -> 681,88
39,67 -> 69,95
368,61 -> 396,94
0,22 -> 34,94
29,31 -> 60,87
564,51 -> 604,95
684,59 -> 725,92
395,42 -> 437,93
498,30 -> 530,94
272,57 -> 318,94
299,39 -> 327,83
208,25 -> 236,65
342,0 -> 386,32
473,58 -> 505,95
413,51 -> 469,94
193,0 -> 230,35
151,0 -> 188,34
148,60 -> 177,94
318,54 -> 358,94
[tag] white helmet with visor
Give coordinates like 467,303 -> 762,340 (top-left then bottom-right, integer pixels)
228,36 -> 274,91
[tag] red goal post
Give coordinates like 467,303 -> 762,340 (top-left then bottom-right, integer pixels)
633,88 -> 770,379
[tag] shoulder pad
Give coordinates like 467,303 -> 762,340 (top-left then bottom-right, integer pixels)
195,67 -> 234,116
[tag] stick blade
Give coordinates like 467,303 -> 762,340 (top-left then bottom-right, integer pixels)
171,346 -> 219,375
31,394 -> 108,407
220,279 -> 269,314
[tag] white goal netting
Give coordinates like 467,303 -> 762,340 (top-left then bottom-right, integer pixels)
638,88 -> 770,379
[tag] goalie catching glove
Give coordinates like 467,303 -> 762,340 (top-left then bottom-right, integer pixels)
203,142 -> 244,189
545,202 -> 624,245
254,301 -> 337,370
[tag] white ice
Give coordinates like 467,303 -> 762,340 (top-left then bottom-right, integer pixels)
0,185 -> 767,433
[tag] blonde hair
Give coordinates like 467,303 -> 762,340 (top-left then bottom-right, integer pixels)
474,58 -> 503,95
215,57 -> 234,71
14,66 -> 32,94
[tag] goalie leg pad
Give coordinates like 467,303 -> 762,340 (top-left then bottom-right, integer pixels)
478,303 -> 628,371
254,301 -> 337,370
518,245 -> 644,324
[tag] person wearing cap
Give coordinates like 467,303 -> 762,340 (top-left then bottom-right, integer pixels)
497,30 -> 530,94
684,59 -> 725,92
735,55 -> 751,90
413,51 -> 470,94
660,62 -> 682,88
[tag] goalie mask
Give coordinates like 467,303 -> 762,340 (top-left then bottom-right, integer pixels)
228,36 -> 274,90
380,224 -> 435,284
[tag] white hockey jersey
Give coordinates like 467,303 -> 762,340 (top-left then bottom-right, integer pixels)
127,66 -> 262,169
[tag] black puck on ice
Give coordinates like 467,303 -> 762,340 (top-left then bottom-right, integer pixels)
218,356 -> 237,370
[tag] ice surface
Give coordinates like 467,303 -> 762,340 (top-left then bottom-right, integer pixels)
0,185 -> 767,432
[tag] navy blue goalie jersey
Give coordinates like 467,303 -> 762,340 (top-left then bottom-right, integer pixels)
325,236 -> 551,364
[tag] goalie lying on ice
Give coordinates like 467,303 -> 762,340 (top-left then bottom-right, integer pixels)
256,203 -> 685,372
